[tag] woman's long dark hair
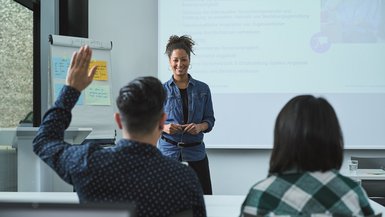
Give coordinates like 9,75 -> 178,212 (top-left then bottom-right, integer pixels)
269,95 -> 344,174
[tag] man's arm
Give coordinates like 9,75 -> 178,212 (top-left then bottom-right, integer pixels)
33,45 -> 97,183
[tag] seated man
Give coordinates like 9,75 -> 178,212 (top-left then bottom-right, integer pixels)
33,45 -> 206,217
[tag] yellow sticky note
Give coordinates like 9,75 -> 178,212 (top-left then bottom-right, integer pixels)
89,60 -> 108,80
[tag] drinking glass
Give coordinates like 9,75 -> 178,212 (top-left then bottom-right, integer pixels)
348,160 -> 358,175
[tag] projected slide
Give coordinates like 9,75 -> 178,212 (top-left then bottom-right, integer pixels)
158,0 -> 385,149
159,0 -> 385,93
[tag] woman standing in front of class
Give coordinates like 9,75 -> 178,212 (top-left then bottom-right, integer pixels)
158,35 -> 215,195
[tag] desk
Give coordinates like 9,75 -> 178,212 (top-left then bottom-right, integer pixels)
204,195 -> 245,217
205,195 -> 385,216
0,192 -> 78,204
0,193 -> 383,216
349,169 -> 385,180
347,169 -> 385,208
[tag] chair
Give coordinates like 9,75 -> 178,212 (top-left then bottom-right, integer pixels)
351,156 -> 385,206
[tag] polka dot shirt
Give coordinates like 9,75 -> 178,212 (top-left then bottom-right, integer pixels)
33,85 -> 206,217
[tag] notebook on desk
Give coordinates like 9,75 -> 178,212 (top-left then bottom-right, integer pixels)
0,202 -> 136,217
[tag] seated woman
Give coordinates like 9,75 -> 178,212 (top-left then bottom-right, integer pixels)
240,95 -> 374,216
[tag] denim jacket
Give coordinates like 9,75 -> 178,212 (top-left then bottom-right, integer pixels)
158,75 -> 215,161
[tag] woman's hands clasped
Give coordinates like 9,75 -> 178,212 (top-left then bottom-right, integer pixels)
163,123 -> 204,135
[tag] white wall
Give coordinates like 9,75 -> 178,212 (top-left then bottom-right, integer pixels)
89,0 -> 158,117
207,149 -> 385,195
89,0 -> 385,195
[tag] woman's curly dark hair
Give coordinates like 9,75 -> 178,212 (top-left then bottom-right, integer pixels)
165,35 -> 195,59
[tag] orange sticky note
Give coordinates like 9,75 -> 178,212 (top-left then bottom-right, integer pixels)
89,60 -> 108,80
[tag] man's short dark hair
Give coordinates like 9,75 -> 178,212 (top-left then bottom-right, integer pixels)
116,76 -> 166,135
269,95 -> 344,174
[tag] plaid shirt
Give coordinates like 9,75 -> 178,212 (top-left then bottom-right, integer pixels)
241,170 -> 374,217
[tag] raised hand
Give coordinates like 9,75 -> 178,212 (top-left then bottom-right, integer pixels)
66,45 -> 98,92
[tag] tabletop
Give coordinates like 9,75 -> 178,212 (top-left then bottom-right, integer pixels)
0,192 -> 383,216
348,169 -> 385,180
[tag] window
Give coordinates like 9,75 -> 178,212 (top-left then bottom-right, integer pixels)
0,0 -> 34,192
0,0 -> 33,128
